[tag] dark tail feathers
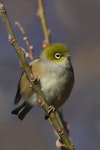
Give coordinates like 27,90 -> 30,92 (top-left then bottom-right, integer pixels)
11,102 -> 32,120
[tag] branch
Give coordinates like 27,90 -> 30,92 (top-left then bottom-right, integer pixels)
37,0 -> 51,47
0,4 -> 32,81
0,2 -> 74,150
15,21 -> 34,60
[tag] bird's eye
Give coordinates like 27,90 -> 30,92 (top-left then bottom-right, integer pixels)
54,53 -> 61,59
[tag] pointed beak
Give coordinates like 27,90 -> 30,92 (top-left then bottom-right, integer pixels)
65,53 -> 71,58
68,53 -> 72,57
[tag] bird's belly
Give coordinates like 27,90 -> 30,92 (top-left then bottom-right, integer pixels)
29,72 -> 73,108
40,74 -> 70,108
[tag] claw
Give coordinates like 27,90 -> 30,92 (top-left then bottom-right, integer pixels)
34,77 -> 40,84
45,105 -> 56,119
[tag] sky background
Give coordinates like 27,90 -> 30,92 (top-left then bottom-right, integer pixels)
0,0 -> 100,150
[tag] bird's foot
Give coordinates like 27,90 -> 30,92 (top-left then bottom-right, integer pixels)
33,77 -> 40,84
45,105 -> 56,119
29,77 -> 40,88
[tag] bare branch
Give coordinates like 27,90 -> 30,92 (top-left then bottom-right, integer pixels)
15,21 -> 34,60
0,3 -> 32,81
37,0 -> 51,47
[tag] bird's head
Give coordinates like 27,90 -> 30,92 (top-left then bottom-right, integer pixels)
41,43 -> 71,67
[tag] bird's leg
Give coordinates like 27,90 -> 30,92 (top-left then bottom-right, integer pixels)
33,77 -> 40,84
45,105 -> 56,119
29,76 -> 41,88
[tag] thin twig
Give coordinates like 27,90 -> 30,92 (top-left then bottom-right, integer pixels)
0,2 -> 74,150
15,21 -> 34,60
37,0 -> 51,47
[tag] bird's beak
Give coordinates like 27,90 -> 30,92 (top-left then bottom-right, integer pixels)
68,53 -> 72,57
65,53 -> 72,58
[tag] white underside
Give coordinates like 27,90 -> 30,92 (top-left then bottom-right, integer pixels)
28,59 -> 71,108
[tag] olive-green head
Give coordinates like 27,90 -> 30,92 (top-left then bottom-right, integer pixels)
41,42 -> 71,65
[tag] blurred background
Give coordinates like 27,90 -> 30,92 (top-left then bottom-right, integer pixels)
0,0 -> 100,150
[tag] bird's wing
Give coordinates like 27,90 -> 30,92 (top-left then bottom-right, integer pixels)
14,72 -> 24,104
14,58 -> 44,105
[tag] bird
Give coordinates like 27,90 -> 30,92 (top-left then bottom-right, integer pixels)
11,42 -> 74,120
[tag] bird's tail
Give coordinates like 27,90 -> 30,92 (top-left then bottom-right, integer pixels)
11,102 -> 32,120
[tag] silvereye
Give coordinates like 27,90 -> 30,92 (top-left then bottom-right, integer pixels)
12,42 -> 74,120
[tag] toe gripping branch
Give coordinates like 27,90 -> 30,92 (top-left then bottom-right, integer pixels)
45,105 -> 56,119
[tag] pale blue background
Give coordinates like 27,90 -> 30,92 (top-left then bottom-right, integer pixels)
0,0 -> 100,150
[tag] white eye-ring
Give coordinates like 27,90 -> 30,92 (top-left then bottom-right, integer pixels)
55,52 -> 61,59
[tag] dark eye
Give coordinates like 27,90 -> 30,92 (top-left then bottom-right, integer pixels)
54,53 -> 61,59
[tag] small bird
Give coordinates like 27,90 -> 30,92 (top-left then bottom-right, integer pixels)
11,43 -> 74,120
